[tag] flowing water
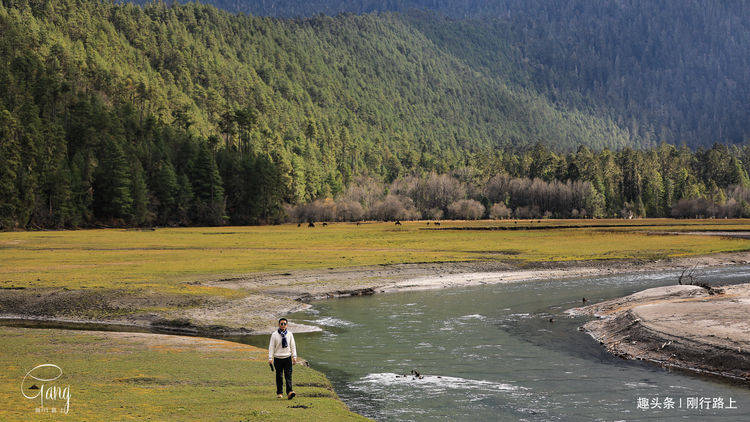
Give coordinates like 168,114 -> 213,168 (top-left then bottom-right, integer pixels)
244,266 -> 750,421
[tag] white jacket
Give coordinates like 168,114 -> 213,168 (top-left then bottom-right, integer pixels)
268,330 -> 297,359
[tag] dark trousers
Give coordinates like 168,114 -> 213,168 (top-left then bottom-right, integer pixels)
273,356 -> 293,395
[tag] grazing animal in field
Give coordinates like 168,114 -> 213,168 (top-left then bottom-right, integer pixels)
308,221 -> 315,227
434,221 -> 441,226
322,222 -> 328,227
356,221 -> 360,226
395,220 -> 401,226
297,223 -> 301,227
426,222 -> 430,225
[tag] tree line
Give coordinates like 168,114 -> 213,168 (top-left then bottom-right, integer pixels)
288,143 -> 750,223
4,110 -> 750,229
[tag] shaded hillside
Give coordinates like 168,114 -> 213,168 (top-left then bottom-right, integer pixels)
176,0 -> 750,147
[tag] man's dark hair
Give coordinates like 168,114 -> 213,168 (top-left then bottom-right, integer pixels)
279,318 -> 288,323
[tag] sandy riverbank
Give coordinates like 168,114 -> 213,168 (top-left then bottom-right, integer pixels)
570,282 -> 750,383
3,251 -> 750,336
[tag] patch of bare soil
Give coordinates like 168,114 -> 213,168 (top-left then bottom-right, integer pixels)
571,283 -> 750,383
100,330 -> 262,353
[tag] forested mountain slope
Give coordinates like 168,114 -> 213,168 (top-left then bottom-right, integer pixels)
0,0 -> 634,229
171,0 -> 750,147
2,0 -> 750,229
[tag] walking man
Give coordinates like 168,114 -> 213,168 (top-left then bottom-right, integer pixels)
268,317 -> 297,399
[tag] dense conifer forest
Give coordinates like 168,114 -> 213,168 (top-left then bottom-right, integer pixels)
1,0 -> 749,229
166,0 -> 750,148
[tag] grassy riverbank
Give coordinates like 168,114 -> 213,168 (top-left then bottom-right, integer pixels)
2,219 -> 750,293
0,326 -> 367,420
2,219 -> 750,419
1,219 -> 750,332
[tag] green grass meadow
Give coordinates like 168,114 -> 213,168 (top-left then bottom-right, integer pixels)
0,326 -> 367,421
2,219 -> 750,420
1,219 -> 749,295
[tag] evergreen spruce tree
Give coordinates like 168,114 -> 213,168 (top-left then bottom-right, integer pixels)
191,140 -> 225,225
130,161 -> 151,226
153,159 -> 179,224
93,140 -> 133,224
0,110 -> 21,229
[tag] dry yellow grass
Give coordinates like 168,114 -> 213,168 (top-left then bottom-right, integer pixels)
1,219 -> 749,294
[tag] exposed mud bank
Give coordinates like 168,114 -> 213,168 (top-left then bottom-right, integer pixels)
571,283 -> 750,383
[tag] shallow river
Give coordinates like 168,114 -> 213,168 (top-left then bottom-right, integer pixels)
245,266 -> 750,421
